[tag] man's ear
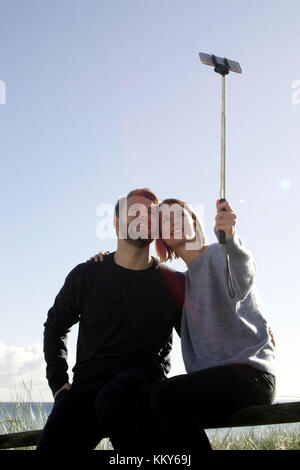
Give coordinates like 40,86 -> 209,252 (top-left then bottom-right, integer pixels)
114,215 -> 119,236
193,218 -> 197,235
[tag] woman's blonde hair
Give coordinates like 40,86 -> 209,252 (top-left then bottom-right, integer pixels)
155,198 -> 207,262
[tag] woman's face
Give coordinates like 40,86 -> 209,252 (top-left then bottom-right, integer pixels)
159,203 -> 196,249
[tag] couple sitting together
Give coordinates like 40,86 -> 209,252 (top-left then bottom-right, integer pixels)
37,188 -> 276,453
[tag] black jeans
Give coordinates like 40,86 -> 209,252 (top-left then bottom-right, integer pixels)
36,366 -> 164,452
147,364 -> 276,453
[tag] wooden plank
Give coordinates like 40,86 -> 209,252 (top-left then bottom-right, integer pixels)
1,402 -> 300,449
204,402 -> 300,429
0,430 -> 42,449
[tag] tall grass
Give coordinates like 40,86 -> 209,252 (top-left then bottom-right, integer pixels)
0,380 -> 47,435
208,425 -> 300,450
1,382 -> 300,450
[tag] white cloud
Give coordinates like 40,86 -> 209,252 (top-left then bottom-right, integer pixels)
0,342 -> 75,402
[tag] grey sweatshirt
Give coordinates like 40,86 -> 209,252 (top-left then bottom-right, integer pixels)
180,233 -> 276,376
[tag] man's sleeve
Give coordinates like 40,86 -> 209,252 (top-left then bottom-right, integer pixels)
43,265 -> 84,396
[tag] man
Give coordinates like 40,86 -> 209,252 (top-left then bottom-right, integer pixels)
37,188 -> 185,451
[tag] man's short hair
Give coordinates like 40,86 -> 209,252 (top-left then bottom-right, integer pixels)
114,188 -> 159,218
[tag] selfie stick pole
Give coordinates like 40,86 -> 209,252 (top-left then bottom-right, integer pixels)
216,59 -> 229,245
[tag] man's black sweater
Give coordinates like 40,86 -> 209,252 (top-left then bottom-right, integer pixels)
43,253 -> 185,396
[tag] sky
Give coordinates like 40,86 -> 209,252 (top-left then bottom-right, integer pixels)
0,0 -> 300,402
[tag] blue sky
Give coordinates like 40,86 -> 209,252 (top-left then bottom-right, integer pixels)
0,0 -> 299,402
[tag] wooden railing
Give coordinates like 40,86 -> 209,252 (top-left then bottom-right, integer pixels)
1,401 -> 300,450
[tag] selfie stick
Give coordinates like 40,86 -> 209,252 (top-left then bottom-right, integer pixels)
199,53 -> 242,245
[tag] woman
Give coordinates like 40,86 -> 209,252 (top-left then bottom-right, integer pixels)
146,198 -> 276,452
90,198 -> 276,452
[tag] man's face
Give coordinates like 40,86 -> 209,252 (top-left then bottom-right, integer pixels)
116,195 -> 158,247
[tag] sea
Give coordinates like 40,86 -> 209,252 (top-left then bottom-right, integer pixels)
1,400 -> 300,444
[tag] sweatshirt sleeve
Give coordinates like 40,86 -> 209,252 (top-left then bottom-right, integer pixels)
43,264 -> 84,396
226,233 -> 256,301
215,229 -> 256,301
